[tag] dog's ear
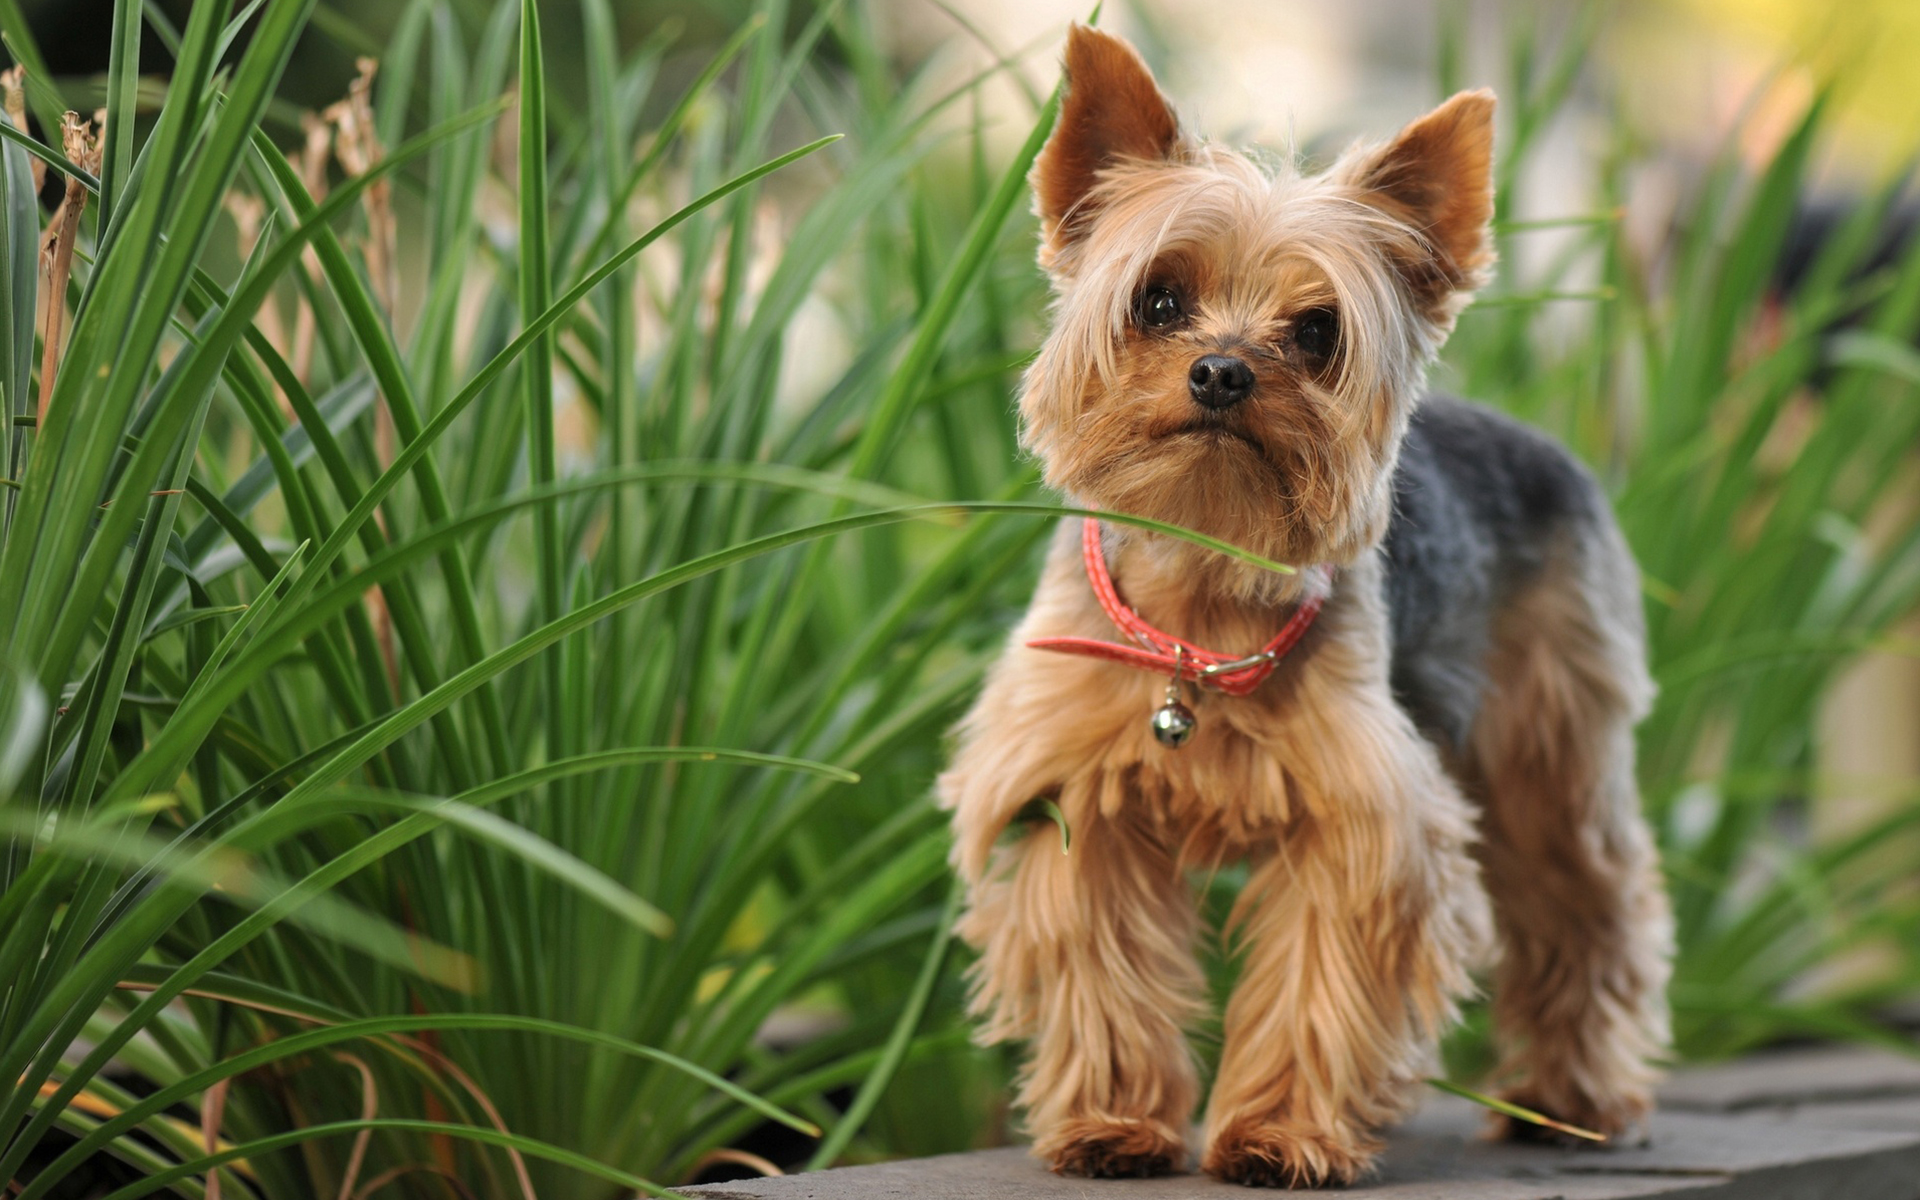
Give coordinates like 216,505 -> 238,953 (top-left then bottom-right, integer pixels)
1338,89 -> 1497,296
1032,25 -> 1181,260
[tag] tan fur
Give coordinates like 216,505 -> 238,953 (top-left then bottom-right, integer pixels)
938,25 -> 1668,1187
1467,535 -> 1673,1143
1033,25 -> 1184,262
945,530 -> 1492,1185
1334,90 -> 1498,316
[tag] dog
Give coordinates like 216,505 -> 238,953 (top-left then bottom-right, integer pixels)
936,26 -> 1673,1187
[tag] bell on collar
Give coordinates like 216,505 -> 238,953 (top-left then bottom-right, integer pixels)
1152,682 -> 1196,748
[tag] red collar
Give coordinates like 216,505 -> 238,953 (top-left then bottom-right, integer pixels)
1025,518 -> 1333,696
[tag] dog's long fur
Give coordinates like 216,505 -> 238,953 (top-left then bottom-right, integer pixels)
936,26 -> 1673,1187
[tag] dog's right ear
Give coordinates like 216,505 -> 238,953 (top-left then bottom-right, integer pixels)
1032,25 -> 1181,262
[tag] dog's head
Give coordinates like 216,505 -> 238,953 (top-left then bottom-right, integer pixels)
1020,26 -> 1495,580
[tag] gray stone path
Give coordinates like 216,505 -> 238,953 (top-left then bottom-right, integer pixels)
687,1046 -> 1920,1198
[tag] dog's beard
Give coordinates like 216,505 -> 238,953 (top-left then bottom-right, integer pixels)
1070,435 -> 1289,565
1162,415 -> 1270,459
1059,390 -> 1345,555
1055,419 -> 1396,604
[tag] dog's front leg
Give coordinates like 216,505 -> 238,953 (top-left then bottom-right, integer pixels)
1202,699 -> 1490,1187
938,524 -> 1205,1174
959,802 -> 1203,1177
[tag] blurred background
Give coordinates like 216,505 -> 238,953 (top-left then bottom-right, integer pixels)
2,0 -> 1917,1195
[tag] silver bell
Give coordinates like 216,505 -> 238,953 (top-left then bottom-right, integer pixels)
1153,649 -> 1198,748
1152,694 -> 1196,748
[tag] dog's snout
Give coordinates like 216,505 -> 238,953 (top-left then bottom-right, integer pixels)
1188,355 -> 1253,409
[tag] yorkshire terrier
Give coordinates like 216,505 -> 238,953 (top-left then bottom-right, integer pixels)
937,26 -> 1673,1188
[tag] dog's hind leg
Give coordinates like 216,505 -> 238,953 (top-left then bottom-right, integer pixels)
1471,529 -> 1672,1142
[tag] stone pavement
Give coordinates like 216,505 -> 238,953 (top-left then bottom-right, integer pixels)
686,1046 -> 1920,1198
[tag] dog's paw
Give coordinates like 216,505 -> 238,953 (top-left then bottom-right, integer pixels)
1487,1089 -> 1651,1149
1203,1122 -> 1378,1188
1040,1117 -> 1187,1178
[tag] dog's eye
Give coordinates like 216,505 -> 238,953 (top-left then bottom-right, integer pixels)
1293,307 -> 1339,365
1137,287 -> 1184,330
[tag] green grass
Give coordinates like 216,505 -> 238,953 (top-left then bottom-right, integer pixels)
1,2 -> 1917,1196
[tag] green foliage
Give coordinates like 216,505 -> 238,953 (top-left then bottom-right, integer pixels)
0,2 -> 1915,1197
0,0 -> 1054,1192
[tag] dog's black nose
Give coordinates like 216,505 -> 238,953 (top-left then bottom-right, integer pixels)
1188,355 -> 1253,409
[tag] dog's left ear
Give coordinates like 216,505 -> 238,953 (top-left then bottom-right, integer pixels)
1032,26 -> 1182,264
1339,89 -> 1497,300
